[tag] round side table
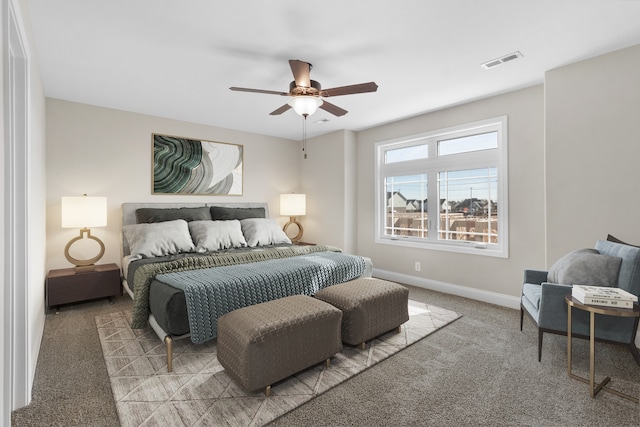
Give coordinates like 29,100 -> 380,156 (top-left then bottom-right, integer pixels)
565,295 -> 640,403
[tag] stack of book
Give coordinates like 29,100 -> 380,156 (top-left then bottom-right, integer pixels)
572,285 -> 638,308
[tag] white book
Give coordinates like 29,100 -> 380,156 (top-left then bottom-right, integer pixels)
573,293 -> 635,308
572,285 -> 638,302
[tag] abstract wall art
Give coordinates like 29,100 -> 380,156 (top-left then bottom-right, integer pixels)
152,134 -> 243,195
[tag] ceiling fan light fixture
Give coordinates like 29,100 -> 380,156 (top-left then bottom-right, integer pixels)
288,96 -> 323,117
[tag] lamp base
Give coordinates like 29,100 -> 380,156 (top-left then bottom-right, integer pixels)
283,216 -> 304,243
65,228 -> 105,272
74,264 -> 97,274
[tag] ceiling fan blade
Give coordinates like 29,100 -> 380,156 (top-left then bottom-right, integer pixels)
320,82 -> 378,97
319,100 -> 348,117
269,104 -> 292,115
229,87 -> 288,96
289,60 -> 311,88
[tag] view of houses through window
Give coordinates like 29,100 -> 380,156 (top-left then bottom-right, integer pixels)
376,117 -> 508,256
385,167 -> 498,243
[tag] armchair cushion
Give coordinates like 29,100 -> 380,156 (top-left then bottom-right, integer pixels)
522,283 -> 542,310
547,248 -> 621,287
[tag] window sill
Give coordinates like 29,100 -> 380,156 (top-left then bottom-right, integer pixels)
375,236 -> 508,258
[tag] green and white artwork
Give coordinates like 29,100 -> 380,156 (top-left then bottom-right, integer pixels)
152,134 -> 243,195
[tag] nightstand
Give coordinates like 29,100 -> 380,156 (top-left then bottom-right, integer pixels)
46,263 -> 122,312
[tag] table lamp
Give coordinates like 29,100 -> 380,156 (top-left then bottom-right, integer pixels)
280,193 -> 306,243
61,194 -> 107,272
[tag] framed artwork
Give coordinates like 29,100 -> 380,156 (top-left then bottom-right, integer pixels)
152,133 -> 243,195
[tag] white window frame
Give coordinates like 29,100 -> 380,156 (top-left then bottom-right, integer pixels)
375,116 -> 509,258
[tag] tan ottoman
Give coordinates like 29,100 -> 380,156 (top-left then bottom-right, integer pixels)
314,277 -> 409,349
217,295 -> 342,396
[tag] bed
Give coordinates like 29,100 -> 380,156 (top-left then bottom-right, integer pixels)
120,202 -> 372,371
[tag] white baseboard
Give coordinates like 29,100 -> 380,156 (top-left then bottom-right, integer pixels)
372,268 -> 521,310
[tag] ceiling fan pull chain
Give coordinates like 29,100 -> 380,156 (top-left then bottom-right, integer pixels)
302,116 -> 307,159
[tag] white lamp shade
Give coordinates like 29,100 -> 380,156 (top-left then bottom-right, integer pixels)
61,196 -> 107,228
287,97 -> 323,116
280,194 -> 306,216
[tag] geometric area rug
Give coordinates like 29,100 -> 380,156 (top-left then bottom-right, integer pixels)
96,300 -> 461,427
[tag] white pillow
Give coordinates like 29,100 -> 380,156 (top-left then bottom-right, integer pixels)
188,220 -> 247,252
123,219 -> 195,259
240,218 -> 291,247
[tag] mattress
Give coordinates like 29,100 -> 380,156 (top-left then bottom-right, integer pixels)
148,279 -> 189,336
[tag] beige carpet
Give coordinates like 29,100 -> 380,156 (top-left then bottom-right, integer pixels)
96,299 -> 461,427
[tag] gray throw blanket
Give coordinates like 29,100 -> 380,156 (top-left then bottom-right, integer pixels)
156,251 -> 366,343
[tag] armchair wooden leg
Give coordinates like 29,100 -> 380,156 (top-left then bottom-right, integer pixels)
520,307 -> 524,331
629,343 -> 640,367
537,329 -> 543,362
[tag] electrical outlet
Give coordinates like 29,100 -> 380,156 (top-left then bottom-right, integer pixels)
414,261 -> 421,272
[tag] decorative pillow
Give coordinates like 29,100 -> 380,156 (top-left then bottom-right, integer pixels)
547,248 -> 622,287
135,207 -> 211,223
188,220 -> 247,252
123,219 -> 195,258
240,218 -> 291,247
607,234 -> 640,248
209,206 -> 266,221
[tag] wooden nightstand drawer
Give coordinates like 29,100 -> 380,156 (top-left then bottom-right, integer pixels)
46,263 -> 122,309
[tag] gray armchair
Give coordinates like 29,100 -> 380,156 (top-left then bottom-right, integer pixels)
520,239 -> 640,365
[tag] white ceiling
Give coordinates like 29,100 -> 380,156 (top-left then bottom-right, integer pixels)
28,1 -> 640,141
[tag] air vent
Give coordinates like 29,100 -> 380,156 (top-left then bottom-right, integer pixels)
481,51 -> 523,69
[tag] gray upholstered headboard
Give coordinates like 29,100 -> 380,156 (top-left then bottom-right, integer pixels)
121,202 -> 270,258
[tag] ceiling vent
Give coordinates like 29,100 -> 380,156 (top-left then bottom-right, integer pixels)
481,51 -> 523,69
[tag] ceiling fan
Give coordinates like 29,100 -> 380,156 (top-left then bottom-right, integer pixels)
229,59 -> 378,117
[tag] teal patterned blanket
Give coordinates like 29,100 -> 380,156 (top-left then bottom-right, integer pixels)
155,251 -> 366,343
130,244 -> 346,329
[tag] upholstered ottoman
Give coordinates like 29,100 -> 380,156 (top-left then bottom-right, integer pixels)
216,295 -> 342,396
314,277 -> 409,349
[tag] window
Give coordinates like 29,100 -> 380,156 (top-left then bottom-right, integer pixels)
375,117 -> 508,257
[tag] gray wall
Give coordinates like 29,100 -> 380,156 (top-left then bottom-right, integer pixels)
355,85 -> 545,307
300,44 -> 640,308
300,129 -> 358,253
545,44 -> 640,265
45,99 -> 300,270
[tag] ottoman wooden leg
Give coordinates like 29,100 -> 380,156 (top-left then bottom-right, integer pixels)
397,326 -> 402,333
359,342 -> 366,350
165,336 -> 173,373
265,385 -> 271,397
325,358 -> 331,368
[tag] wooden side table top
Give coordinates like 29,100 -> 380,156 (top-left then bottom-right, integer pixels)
47,262 -> 120,278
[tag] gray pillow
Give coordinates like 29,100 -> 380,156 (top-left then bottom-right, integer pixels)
188,220 -> 247,252
547,248 -> 622,287
209,206 -> 266,221
135,207 -> 211,223
240,218 -> 291,247
123,219 -> 195,259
